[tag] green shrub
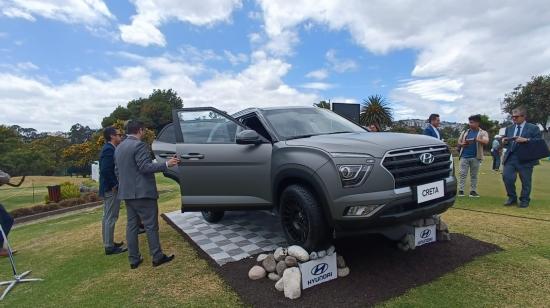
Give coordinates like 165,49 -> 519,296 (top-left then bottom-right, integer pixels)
60,182 -> 80,200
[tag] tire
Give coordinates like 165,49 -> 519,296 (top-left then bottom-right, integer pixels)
201,210 -> 224,223
279,184 -> 331,251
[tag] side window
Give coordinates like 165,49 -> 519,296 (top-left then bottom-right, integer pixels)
157,123 -> 176,144
178,110 -> 239,144
242,115 -> 272,142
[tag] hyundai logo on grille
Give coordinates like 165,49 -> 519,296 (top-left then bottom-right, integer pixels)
419,153 -> 435,165
421,229 -> 432,239
311,263 -> 329,276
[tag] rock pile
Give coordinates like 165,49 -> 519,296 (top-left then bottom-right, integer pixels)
397,214 -> 451,251
248,244 -> 350,299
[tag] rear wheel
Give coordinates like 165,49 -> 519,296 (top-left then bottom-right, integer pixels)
201,210 -> 224,223
280,184 -> 330,251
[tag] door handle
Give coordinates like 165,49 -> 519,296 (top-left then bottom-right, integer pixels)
180,153 -> 205,160
158,152 -> 176,158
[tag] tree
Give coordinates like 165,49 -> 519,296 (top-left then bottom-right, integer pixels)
68,123 -> 95,144
314,100 -> 331,109
502,75 -> 550,131
360,95 -> 393,129
103,89 -> 184,134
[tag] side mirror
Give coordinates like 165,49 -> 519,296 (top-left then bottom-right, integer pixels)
236,130 -> 262,145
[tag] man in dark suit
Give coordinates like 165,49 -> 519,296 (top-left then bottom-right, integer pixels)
99,127 -> 127,255
115,120 -> 179,269
423,113 -> 442,139
502,107 -> 543,208
0,170 -> 16,257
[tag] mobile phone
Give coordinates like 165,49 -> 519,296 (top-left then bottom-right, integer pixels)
466,138 -> 475,144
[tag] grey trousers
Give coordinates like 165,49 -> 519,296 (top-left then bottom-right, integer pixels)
459,157 -> 481,192
125,198 -> 163,264
102,191 -> 121,249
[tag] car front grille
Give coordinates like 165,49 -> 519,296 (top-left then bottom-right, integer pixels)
382,145 -> 452,188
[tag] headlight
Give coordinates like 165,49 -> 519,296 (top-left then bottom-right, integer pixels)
338,164 -> 373,187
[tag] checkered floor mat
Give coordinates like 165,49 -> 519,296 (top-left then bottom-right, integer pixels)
164,210 -> 287,265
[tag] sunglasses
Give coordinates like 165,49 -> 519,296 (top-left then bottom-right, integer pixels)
511,115 -> 524,119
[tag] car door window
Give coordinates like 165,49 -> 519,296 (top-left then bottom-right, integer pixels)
177,110 -> 240,144
157,123 -> 176,143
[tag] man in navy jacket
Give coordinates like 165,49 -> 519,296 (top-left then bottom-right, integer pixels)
99,127 -> 127,255
423,113 -> 442,140
501,107 -> 543,208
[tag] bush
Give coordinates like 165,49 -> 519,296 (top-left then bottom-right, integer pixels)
10,192 -> 100,219
60,182 -> 80,200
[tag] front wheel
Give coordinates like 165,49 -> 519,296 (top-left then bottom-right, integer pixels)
280,184 -> 330,251
201,210 -> 224,223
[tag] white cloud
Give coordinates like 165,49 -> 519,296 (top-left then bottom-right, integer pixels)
120,0 -> 243,46
224,50 -> 248,66
16,62 -> 39,70
0,53 -> 318,131
325,49 -> 358,73
300,82 -> 333,90
255,1 -> 550,121
0,0 -> 114,25
306,69 -> 328,80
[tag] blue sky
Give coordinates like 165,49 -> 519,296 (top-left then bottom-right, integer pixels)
1,1 -> 549,131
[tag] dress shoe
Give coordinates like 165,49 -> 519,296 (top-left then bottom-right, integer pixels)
130,256 -> 144,269
105,246 -> 128,255
503,198 -> 517,206
152,254 -> 175,267
114,241 -> 124,248
457,190 -> 465,197
0,248 -> 17,257
519,202 -> 530,208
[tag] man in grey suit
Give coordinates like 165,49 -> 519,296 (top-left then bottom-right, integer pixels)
501,107 -> 542,208
115,120 -> 180,269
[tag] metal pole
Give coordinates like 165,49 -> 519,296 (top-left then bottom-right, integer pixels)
32,182 -> 35,203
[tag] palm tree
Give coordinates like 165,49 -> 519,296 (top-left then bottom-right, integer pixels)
314,100 -> 331,109
360,95 -> 393,129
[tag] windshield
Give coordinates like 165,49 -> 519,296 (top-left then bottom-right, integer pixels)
262,107 -> 365,140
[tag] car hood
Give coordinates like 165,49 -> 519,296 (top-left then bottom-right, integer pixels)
285,132 -> 446,158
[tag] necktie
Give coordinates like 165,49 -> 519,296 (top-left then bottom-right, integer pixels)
511,125 -> 521,151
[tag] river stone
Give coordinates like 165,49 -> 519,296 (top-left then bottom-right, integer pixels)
285,256 -> 298,267
262,254 -> 277,272
337,255 -> 346,268
309,251 -> 318,260
275,278 -> 284,292
282,267 -> 302,299
276,260 -> 287,276
256,253 -> 268,262
288,245 -> 309,262
337,267 -> 350,277
268,272 -> 280,281
437,220 -> 449,231
424,218 -> 435,225
327,245 -> 336,256
248,265 -> 266,280
274,247 -> 287,261
318,250 -> 326,258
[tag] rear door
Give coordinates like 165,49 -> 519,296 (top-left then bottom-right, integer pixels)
172,107 -> 273,211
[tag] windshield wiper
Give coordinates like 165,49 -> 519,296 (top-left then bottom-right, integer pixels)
325,131 -> 355,135
285,134 -> 319,140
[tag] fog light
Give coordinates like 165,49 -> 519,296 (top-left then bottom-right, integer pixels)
345,204 -> 382,217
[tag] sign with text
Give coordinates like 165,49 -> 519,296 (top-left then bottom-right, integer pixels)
299,253 -> 337,289
416,180 -> 444,203
414,224 -> 437,247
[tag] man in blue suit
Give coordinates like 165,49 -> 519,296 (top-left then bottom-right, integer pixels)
99,126 -> 127,255
502,107 -> 542,208
423,113 -> 442,139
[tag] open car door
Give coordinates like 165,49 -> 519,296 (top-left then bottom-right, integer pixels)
172,107 -> 273,212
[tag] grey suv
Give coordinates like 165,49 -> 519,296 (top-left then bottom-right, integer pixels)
153,106 -> 456,250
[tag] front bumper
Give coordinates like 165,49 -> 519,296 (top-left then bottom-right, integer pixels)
330,176 -> 456,231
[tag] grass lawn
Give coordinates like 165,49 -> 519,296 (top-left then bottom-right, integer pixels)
0,176 -> 96,212
1,160 -> 549,307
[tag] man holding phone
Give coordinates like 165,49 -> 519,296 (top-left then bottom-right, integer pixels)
457,115 -> 489,197
501,107 -> 542,208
